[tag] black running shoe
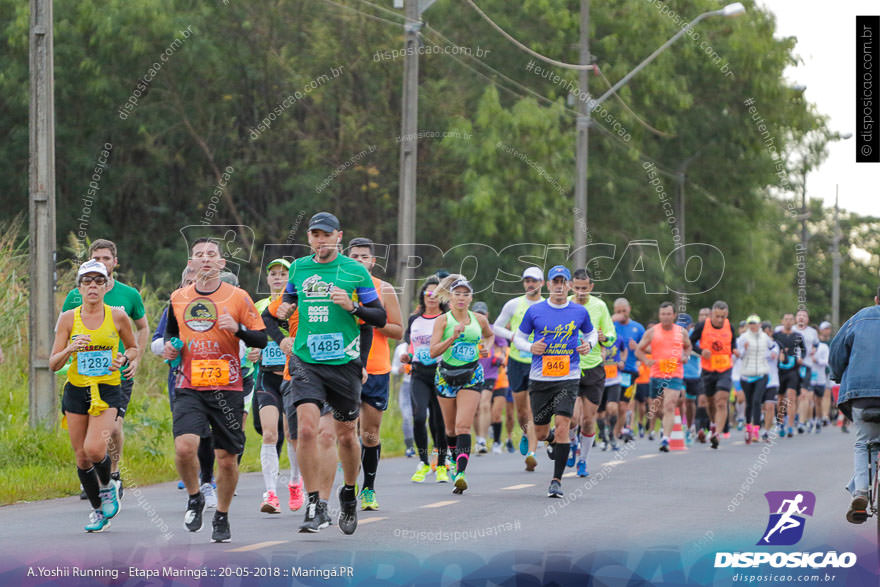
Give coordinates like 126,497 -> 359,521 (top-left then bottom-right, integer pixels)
547,479 -> 563,498
184,492 -> 205,532
338,486 -> 358,535
211,513 -> 231,543
299,501 -> 330,533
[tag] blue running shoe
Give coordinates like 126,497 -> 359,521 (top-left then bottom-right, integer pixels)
567,443 -> 578,468
99,482 -> 120,519
519,435 -> 528,456
576,460 -> 588,477
786,427 -> 794,438
177,480 -> 185,490
85,509 -> 110,533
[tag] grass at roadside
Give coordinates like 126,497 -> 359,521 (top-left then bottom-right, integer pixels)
0,224 -> 409,505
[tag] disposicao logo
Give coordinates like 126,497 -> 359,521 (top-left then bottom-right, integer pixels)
714,491 -> 857,569
759,491 -> 815,546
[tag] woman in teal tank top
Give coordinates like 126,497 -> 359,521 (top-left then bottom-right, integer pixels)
428,275 -> 495,495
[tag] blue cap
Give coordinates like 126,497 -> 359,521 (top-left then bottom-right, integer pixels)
547,265 -> 571,281
675,313 -> 693,328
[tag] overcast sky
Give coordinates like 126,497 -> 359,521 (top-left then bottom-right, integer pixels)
760,0 -> 878,217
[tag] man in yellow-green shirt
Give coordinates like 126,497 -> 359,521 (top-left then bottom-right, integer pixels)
568,269 -> 616,478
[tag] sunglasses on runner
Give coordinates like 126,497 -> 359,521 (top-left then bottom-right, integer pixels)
79,275 -> 107,285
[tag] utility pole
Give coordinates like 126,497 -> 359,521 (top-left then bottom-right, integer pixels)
675,169 -> 686,309
395,0 -> 423,318
831,186 -> 841,331
29,0 -> 58,428
573,0 -> 590,269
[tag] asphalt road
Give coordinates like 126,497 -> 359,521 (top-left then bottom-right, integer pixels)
1,425 -> 877,585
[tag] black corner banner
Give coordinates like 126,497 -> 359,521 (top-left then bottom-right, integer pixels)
856,15 -> 879,162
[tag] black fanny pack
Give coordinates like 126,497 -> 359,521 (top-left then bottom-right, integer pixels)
438,361 -> 478,386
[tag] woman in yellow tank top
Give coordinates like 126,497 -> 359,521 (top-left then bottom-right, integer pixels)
50,260 -> 137,533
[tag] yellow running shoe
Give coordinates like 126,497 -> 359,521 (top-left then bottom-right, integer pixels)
435,464 -> 449,483
411,462 -> 431,483
359,488 -> 379,511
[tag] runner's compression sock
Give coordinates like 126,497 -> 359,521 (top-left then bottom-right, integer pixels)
492,422 -> 502,444
361,444 -> 380,490
456,434 -> 471,473
580,433 -> 594,465
546,428 -> 556,445
287,441 -> 300,483
77,466 -> 102,509
609,414 -> 618,438
553,442 -> 569,480
597,419 -> 607,442
736,401 -> 745,421
94,454 -> 112,486
261,443 -> 279,494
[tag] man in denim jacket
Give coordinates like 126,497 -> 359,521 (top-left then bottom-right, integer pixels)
829,287 -> 880,524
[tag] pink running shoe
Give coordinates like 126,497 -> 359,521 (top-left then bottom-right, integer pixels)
261,491 -> 281,514
288,479 -> 304,511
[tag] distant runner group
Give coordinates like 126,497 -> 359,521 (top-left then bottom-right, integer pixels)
52,213 -> 847,542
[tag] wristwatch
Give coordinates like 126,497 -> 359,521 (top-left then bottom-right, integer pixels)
349,301 -> 360,315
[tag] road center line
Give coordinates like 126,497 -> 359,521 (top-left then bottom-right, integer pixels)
637,454 -> 659,460
500,484 -> 535,490
358,516 -> 387,525
420,500 -> 459,509
227,540 -> 288,552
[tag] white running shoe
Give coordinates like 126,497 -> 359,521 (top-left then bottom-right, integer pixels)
201,482 -> 218,509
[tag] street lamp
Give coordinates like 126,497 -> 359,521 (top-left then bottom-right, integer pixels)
574,2 -> 745,267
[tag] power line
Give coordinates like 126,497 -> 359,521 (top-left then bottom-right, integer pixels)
316,0 -> 404,28
420,26 -> 683,182
594,67 -> 674,138
463,0 -> 595,71
354,0 -> 409,22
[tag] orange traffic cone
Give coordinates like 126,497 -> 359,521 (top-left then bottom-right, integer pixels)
670,408 -> 687,451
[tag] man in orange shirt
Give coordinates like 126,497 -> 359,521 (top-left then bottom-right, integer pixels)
347,238 -> 403,511
636,302 -> 692,453
164,238 -> 267,543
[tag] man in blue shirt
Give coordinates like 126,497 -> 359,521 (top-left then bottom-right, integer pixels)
613,298 -> 645,436
513,266 -> 596,498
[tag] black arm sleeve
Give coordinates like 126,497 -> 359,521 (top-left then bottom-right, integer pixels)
261,307 -> 287,345
355,297 -> 387,328
282,291 -> 299,305
164,302 -> 179,342
690,321 -> 704,352
236,327 -> 268,349
729,322 -> 737,345
360,325 -> 373,365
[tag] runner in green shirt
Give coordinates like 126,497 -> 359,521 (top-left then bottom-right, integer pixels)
568,269 -> 616,477
275,212 -> 386,535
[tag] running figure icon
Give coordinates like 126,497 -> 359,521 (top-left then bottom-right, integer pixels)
758,491 -> 815,546
762,494 -> 806,543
